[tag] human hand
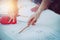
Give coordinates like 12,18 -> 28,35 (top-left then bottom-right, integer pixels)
8,10 -> 17,23
27,12 -> 40,26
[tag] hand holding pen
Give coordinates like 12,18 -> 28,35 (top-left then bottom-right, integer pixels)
18,14 -> 37,33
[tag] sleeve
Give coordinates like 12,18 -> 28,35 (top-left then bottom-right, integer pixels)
32,0 -> 42,4
49,0 -> 60,14
50,0 -> 55,3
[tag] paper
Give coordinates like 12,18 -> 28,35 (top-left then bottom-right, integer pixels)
0,0 -> 60,40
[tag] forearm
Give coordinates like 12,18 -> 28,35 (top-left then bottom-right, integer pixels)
36,0 -> 51,14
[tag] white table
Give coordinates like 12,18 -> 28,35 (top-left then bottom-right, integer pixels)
0,9 -> 60,40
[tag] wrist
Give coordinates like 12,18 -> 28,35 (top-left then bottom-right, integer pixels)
36,10 -> 42,15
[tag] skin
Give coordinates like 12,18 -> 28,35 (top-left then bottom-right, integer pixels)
8,0 -> 51,24
7,0 -> 18,22
0,0 -> 51,24
28,0 -> 51,26
8,0 -> 18,18
18,0 -> 52,33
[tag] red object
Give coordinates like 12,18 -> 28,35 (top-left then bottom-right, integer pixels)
10,18 -> 17,24
1,16 -> 10,24
1,16 -> 17,24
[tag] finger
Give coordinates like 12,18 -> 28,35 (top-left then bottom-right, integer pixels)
28,17 -> 34,25
8,18 -> 12,23
8,16 -> 14,23
12,18 -> 16,22
30,18 -> 36,25
32,20 -> 37,25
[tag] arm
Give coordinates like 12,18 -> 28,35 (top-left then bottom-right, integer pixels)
8,0 -> 18,23
28,0 -> 51,26
36,0 -> 51,15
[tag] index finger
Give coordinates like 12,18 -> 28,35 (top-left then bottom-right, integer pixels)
28,17 -> 34,26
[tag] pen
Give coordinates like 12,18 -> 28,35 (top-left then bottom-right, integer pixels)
18,17 -> 34,33
18,24 -> 30,33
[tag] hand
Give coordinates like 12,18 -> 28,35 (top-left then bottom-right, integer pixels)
8,10 -> 18,23
8,14 -> 16,23
31,5 -> 40,12
28,12 -> 40,26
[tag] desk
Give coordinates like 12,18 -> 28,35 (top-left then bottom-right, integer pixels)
0,10 -> 60,40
